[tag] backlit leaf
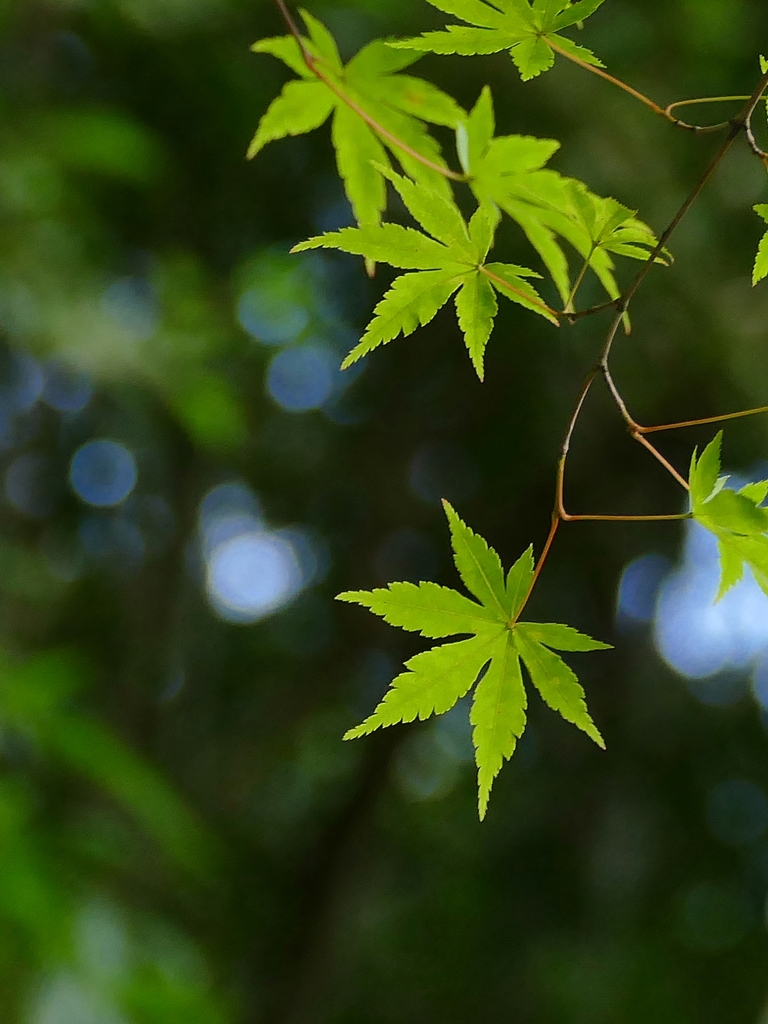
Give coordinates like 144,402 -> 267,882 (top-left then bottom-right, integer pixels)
294,169 -> 554,374
341,503 -> 609,817
471,636 -> 527,819
443,499 -> 509,618
340,270 -> 465,367
753,205 -> 768,286
392,0 -> 606,82
331,104 -> 389,227
250,12 -> 462,229
464,89 -> 665,312
247,81 -> 334,159
338,581 -> 500,637
513,630 -> 605,747
690,433 -> 768,603
455,273 -> 498,379
344,632 -> 502,738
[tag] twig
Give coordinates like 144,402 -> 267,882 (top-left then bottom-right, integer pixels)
564,297 -> 622,322
664,95 -> 752,133
511,516 -> 560,626
513,67 -> 768,623
632,434 -> 690,490
547,38 -> 671,121
623,127 -> 750,307
639,403 -> 768,434
549,37 -> 756,135
599,364 -> 690,488
745,115 -> 768,167
599,362 -> 637,430
562,512 -> 692,523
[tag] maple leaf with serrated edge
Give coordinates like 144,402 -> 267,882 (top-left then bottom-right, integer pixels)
753,205 -> 768,285
690,432 -> 768,601
459,87 -> 667,308
550,179 -> 670,323
292,166 -> 558,378
756,58 -> 768,285
339,501 -> 609,819
249,11 -> 464,231
390,0 -> 607,83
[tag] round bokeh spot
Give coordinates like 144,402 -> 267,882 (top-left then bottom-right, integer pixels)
70,440 -> 138,508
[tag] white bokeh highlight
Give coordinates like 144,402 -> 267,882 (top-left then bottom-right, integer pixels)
200,483 -> 313,624
653,520 -> 768,681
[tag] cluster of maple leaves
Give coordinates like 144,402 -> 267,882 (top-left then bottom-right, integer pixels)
250,0 -> 768,817
250,1 -> 665,363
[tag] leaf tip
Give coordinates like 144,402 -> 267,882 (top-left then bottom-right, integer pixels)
591,728 -> 606,750
246,133 -> 264,160
340,351 -> 360,371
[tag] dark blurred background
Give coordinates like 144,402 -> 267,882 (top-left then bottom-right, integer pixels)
1,0 -> 768,1021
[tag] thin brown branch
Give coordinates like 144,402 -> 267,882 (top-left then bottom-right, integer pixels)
511,516 -> 560,626
562,512 -> 692,523
564,297 -> 622,323
624,70 -> 768,305
664,95 -> 752,133
666,95 -> 749,110
600,363 -> 689,488
600,362 -> 639,431
632,434 -> 690,490
623,144 -> 741,307
640,403 -> 768,434
549,39 -> 735,134
274,0 -> 316,63
272,0 -> 466,182
521,67 -> 768,614
745,116 -> 768,166
547,38 -> 671,121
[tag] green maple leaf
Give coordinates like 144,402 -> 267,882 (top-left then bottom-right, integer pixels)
390,0 -> 607,83
292,166 -> 557,378
340,501 -> 609,819
249,11 -> 464,230
690,432 -> 768,601
753,205 -> 768,285
460,88 -> 666,308
756,58 -> 768,285
550,178 -> 669,317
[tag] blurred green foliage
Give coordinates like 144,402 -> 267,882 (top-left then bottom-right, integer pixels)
0,1 -> 766,1023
